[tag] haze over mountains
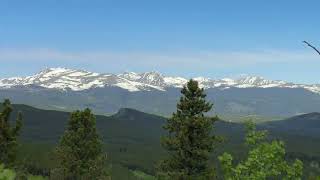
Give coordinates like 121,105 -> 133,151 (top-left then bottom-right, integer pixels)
1,67 -> 320,119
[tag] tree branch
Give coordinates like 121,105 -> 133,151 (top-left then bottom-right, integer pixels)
303,41 -> 320,55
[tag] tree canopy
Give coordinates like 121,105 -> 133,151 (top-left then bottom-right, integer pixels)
219,121 -> 303,180
158,79 -> 219,179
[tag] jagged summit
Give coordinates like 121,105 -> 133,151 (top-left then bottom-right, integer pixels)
1,67 -> 320,93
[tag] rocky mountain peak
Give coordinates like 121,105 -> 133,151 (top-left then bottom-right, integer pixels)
1,67 -> 320,94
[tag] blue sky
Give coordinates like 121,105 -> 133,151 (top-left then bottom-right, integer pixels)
1,0 -> 320,83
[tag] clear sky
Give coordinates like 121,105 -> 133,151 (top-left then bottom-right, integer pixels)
1,0 -> 320,83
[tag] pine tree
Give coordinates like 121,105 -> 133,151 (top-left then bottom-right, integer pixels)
158,79 -> 219,179
0,99 -> 22,167
55,108 -> 109,180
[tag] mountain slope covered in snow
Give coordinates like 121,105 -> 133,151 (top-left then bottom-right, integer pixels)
1,67 -> 320,94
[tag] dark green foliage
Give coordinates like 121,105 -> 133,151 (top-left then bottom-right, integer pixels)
3,103 -> 320,179
262,112 -> 320,138
55,108 -> 109,180
219,121 -> 303,180
158,80 -> 219,179
0,99 -> 22,167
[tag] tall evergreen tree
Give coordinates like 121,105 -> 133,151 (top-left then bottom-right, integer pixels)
0,99 -> 22,167
55,108 -> 109,180
158,79 -> 219,179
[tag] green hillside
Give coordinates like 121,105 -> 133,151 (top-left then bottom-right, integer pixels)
3,104 -> 320,179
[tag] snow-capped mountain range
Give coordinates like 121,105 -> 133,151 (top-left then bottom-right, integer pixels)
1,67 -> 320,94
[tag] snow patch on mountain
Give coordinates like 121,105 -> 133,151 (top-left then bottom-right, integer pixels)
163,77 -> 188,88
1,67 -> 320,94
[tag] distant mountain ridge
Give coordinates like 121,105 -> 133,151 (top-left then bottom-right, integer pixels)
262,112 -> 320,138
2,67 -> 320,118
6,103 -> 320,142
1,67 -> 320,93
6,104 -> 320,160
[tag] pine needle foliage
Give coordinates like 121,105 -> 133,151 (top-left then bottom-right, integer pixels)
55,108 -> 109,180
158,79 -> 219,179
0,99 -> 22,167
